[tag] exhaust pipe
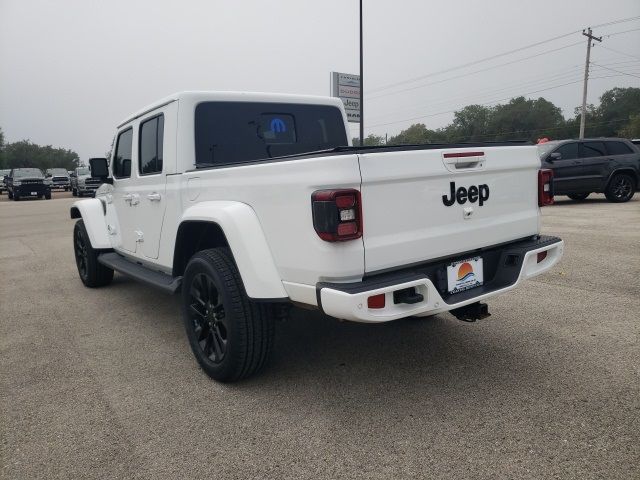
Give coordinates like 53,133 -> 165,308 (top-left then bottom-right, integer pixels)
450,302 -> 491,322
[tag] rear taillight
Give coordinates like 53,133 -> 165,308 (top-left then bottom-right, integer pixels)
312,189 -> 362,241
538,169 -> 554,207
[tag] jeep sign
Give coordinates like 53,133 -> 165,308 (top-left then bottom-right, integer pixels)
331,71 -> 361,123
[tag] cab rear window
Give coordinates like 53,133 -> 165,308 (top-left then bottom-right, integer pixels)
194,102 -> 347,167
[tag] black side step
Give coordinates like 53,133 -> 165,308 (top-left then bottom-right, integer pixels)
98,252 -> 182,294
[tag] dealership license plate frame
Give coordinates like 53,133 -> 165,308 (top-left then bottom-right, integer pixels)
447,256 -> 484,294
30,191 -> 38,196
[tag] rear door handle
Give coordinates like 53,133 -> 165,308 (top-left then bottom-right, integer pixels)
124,193 -> 140,205
147,192 -> 161,201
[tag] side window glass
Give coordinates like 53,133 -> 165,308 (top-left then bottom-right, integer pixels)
555,143 -> 578,160
113,128 -> 133,178
139,114 -> 164,175
582,142 -> 606,157
605,141 -> 632,156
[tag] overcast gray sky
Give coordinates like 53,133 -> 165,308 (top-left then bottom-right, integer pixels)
1,0 -> 639,160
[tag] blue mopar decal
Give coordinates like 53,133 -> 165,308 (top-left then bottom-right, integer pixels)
270,118 -> 286,133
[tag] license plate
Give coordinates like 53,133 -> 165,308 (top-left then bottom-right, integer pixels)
31,191 -> 37,195
447,257 -> 484,294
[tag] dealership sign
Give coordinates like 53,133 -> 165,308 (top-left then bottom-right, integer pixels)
331,72 -> 361,122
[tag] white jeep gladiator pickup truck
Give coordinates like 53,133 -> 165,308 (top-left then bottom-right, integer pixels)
71,91 -> 563,382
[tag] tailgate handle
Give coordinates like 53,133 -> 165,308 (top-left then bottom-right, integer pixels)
455,160 -> 480,169
442,151 -> 485,172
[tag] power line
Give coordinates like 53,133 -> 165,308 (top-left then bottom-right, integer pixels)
368,73 -> 630,129
367,41 -> 583,100
368,78 -> 588,128
598,45 -> 640,62
367,67 -> 586,122
590,62 -> 640,79
366,16 -> 640,95
591,15 -> 640,29
365,32 -> 582,94
592,59 -> 640,67
603,27 -> 640,37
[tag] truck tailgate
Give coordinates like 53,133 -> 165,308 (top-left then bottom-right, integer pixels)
358,145 -> 541,273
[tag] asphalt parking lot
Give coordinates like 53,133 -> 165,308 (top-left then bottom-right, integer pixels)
0,192 -> 638,479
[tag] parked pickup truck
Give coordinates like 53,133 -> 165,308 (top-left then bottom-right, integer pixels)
0,169 -> 9,194
538,138 -> 639,202
70,91 -> 564,382
45,168 -> 71,191
71,165 -> 102,197
6,168 -> 51,200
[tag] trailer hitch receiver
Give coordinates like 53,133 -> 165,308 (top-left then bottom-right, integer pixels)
450,302 -> 491,322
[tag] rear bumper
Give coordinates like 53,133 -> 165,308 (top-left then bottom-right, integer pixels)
317,235 -> 563,323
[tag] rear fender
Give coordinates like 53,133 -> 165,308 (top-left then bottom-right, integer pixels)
179,201 -> 287,300
70,199 -> 111,249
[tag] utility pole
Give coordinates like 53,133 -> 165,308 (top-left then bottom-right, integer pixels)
359,0 -> 364,146
579,27 -> 602,139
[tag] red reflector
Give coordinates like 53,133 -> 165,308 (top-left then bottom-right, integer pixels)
443,151 -> 484,158
337,222 -> 358,236
335,194 -> 355,208
367,294 -> 385,309
537,251 -> 547,263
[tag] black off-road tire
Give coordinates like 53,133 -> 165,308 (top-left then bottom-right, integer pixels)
605,173 -> 635,203
182,248 -> 274,382
567,193 -> 590,201
13,192 -> 20,201
73,220 -> 114,288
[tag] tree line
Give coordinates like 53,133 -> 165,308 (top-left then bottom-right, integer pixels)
354,87 -> 640,146
0,130 -> 80,171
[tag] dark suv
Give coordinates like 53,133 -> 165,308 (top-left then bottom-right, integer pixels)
538,138 -> 639,202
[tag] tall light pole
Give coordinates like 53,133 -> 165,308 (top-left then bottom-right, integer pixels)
579,27 -> 602,139
359,0 -> 364,146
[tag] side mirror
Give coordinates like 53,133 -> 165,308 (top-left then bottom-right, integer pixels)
89,157 -> 112,184
549,152 -> 562,162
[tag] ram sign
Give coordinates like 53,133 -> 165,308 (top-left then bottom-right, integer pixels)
331,72 -> 361,123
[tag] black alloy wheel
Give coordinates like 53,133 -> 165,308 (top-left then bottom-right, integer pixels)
188,273 -> 228,364
605,173 -> 635,203
182,248 -> 274,382
72,220 -> 114,287
74,224 -> 89,281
